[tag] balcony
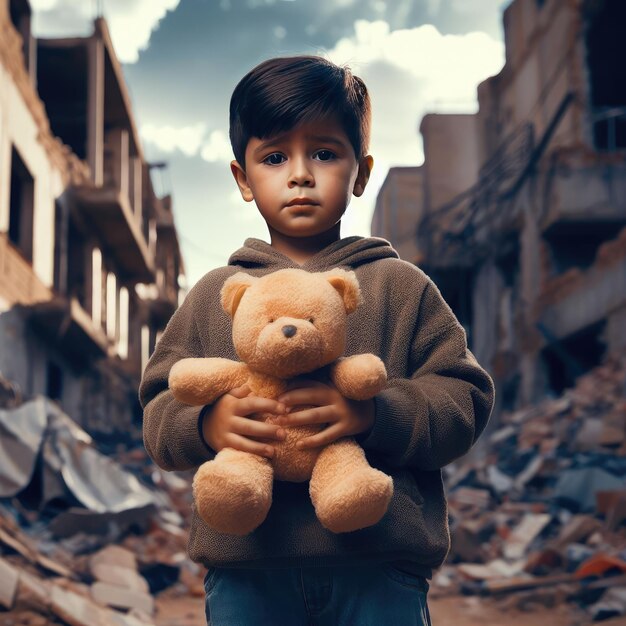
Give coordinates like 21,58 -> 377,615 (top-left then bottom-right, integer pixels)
0,233 -> 51,306
25,296 -> 109,364
541,158 -> 626,236
71,127 -> 154,283
538,245 -> 626,342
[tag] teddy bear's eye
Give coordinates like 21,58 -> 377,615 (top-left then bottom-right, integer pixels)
269,318 -> 274,323
308,318 -> 315,324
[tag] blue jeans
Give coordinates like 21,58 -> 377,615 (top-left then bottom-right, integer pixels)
204,563 -> 432,625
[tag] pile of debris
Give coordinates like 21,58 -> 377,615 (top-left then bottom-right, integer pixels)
0,397 -> 203,625
2,354 -> 625,624
437,353 -> 626,622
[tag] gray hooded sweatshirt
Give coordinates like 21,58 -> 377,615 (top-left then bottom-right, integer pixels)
140,236 -> 495,576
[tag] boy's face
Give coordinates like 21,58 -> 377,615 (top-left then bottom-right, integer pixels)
231,115 -> 373,241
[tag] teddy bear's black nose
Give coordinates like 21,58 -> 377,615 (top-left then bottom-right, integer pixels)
282,325 -> 297,338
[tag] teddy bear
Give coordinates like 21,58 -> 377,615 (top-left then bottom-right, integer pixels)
168,267 -> 393,536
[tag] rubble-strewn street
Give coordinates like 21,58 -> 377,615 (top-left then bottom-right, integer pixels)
1,353 -> 625,625
0,401 -> 205,625
432,352 -> 626,623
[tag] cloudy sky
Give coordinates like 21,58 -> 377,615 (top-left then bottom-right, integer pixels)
31,0 -> 509,287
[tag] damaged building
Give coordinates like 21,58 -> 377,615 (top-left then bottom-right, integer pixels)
373,0 -> 626,417
0,0 -> 185,439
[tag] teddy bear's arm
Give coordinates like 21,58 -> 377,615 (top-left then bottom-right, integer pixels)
169,358 -> 250,406
329,354 -> 387,401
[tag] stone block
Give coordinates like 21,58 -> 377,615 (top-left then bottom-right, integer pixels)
91,582 -> 154,616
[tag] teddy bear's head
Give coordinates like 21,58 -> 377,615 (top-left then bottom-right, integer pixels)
220,268 -> 362,378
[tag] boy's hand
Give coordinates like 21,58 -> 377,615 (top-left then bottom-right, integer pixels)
277,379 -> 375,450
201,385 -> 286,458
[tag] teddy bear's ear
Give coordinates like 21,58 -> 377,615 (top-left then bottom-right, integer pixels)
221,272 -> 257,317
325,269 -> 363,314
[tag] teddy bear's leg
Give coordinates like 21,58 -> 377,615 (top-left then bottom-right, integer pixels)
193,448 -> 274,536
310,439 -> 393,533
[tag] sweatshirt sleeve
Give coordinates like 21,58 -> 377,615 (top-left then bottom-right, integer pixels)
139,291 -> 215,471
359,277 -> 495,471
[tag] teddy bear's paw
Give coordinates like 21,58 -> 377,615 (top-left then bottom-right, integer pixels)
332,354 -> 387,400
312,467 -> 393,533
193,458 -> 273,536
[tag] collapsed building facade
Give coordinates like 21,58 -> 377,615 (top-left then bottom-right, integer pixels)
373,0 -> 626,417
0,0 -> 184,438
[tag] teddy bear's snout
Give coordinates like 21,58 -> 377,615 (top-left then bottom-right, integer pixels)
282,325 -> 297,338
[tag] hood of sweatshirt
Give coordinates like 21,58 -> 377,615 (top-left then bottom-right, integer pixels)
228,236 -> 398,272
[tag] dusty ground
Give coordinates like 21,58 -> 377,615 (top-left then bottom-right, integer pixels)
154,590 -> 626,625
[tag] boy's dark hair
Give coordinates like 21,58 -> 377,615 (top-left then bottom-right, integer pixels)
229,55 -> 371,168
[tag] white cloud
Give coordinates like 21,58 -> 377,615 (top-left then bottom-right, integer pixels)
200,130 -> 234,164
140,122 -> 234,165
140,124 -> 235,164
29,0 -> 180,63
326,20 -> 504,164
141,122 -> 206,157
328,21 -> 503,97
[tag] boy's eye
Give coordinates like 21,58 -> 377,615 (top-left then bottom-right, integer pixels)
313,150 -> 336,162
263,153 -> 285,165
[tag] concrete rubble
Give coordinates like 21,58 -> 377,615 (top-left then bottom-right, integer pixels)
435,352 -> 626,622
1,355 -> 625,623
0,397 -> 203,626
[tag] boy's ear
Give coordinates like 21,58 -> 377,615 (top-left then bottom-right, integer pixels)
353,155 -> 374,197
230,160 -> 254,202
221,272 -> 257,316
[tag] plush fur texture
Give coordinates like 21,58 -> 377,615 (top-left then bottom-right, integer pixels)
168,268 -> 393,536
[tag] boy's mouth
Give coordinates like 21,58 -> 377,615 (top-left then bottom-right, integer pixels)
285,197 -> 318,207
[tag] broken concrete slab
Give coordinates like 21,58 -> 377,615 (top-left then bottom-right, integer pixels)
0,519 -> 74,579
458,559 -> 526,581
478,573 -> 576,595
91,563 -> 150,594
107,612 -> 156,626
89,545 -> 138,572
449,487 -> 492,509
488,425 -> 517,445
16,570 -> 50,614
91,582 -> 154,615
513,455 -> 545,490
503,513 -> 552,560
50,584 -> 103,626
486,465 -> 514,493
0,556 -> 19,609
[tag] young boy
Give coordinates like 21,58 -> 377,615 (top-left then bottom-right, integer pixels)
140,55 -> 495,625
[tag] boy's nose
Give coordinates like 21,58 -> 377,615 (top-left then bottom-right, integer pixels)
288,158 -> 314,187
282,325 -> 297,338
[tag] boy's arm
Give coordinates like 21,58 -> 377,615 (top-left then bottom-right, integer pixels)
139,294 -> 215,471
358,277 -> 495,471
